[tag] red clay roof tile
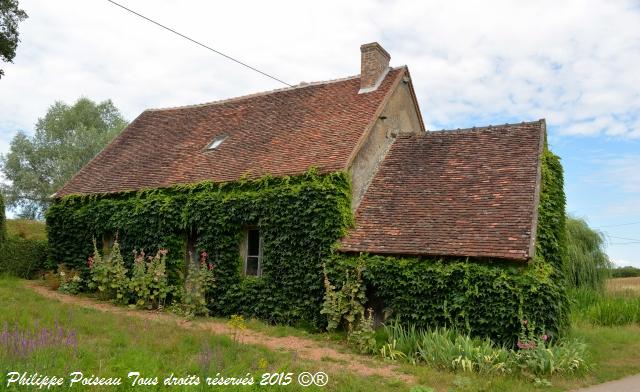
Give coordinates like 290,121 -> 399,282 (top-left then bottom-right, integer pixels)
55,68 -> 406,197
339,121 -> 545,261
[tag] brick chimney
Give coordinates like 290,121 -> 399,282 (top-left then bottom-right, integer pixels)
359,42 -> 391,93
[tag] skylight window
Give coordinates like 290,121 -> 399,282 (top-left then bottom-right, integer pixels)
207,134 -> 228,150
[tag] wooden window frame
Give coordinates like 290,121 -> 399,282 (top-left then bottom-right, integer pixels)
240,226 -> 262,277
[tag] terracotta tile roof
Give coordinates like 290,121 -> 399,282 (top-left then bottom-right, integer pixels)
55,68 -> 406,197
339,121 -> 545,261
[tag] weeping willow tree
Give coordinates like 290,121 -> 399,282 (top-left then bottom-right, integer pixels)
565,215 -> 611,290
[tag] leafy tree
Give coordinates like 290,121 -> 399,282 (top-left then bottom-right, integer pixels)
0,0 -> 28,79
1,98 -> 128,218
611,266 -> 640,278
0,192 -> 5,244
565,215 -> 611,290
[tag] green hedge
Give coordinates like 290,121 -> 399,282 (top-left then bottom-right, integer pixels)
46,170 -> 352,326
0,236 -> 49,278
0,199 -> 49,278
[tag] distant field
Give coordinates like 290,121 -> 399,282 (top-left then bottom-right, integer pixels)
608,277 -> 640,295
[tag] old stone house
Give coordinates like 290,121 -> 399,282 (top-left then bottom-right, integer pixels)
48,43 -> 566,341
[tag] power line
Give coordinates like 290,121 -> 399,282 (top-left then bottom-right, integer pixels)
608,235 -> 640,242
595,221 -> 640,229
106,0 -> 293,87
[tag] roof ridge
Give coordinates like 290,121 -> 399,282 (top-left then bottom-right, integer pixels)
145,66 -> 404,112
394,120 -> 544,139
426,119 -> 545,134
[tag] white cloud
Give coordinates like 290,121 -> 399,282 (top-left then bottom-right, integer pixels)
612,259 -> 640,269
0,0 -> 638,144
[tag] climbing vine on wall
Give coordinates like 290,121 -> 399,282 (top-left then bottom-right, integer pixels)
47,135 -> 567,340
46,169 -> 353,327
326,139 -> 568,345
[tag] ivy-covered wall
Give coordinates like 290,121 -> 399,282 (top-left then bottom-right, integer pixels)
46,170 -> 352,326
47,142 -> 566,342
329,144 -> 568,344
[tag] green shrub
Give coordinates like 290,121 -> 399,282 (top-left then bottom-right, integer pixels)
0,217 -> 49,278
0,236 -> 48,278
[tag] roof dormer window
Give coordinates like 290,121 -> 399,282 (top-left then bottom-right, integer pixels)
207,134 -> 228,150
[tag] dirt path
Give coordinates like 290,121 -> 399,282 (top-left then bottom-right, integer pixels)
573,374 -> 640,392
25,281 -> 415,384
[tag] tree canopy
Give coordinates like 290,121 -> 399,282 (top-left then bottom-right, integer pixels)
0,0 -> 28,79
1,98 -> 128,218
564,215 -> 611,290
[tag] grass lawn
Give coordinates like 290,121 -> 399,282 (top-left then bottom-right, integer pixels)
0,277 -> 405,391
2,277 -> 640,391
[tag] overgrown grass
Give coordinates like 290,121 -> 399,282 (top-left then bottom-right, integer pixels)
3,277 -> 640,392
0,277 -> 405,392
5,219 -> 47,241
570,283 -> 640,326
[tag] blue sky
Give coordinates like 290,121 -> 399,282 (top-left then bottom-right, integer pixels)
1,0 -> 639,266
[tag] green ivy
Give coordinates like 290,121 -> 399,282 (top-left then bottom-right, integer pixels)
327,141 -> 568,345
46,169 -> 353,327
328,254 -> 564,345
46,137 -> 567,339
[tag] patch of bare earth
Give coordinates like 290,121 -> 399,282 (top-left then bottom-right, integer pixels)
25,281 -> 415,384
